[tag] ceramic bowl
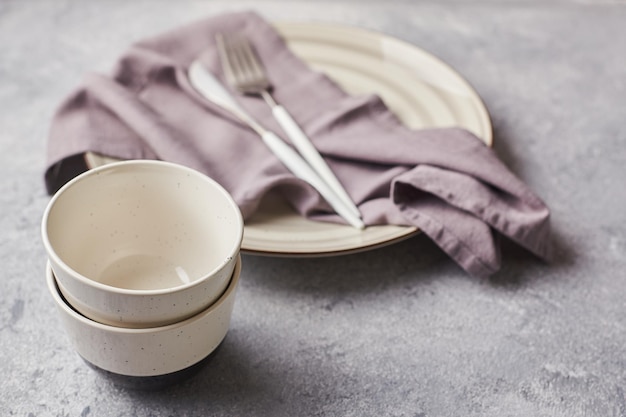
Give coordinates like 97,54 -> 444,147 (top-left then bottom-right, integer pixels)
46,256 -> 241,388
41,160 -> 243,328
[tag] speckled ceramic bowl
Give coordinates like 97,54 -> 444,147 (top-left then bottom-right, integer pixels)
42,160 -> 243,328
46,257 -> 241,387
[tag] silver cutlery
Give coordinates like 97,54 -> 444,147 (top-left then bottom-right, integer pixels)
216,32 -> 362,220
187,61 -> 365,230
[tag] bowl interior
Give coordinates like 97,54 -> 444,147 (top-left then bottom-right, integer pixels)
45,161 -> 242,291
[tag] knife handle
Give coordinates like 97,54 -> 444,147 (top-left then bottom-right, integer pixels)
271,105 -> 362,219
261,131 -> 365,230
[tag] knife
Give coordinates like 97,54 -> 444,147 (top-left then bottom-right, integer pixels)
187,61 -> 365,230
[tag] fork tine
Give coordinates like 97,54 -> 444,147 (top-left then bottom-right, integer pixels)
239,39 -> 265,82
215,33 -> 237,86
234,41 -> 259,86
218,33 -> 270,93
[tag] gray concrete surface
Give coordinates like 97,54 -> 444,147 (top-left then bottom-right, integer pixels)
1,0 -> 625,416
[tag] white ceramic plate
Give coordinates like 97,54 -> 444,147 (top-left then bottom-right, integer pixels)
86,21 -> 492,257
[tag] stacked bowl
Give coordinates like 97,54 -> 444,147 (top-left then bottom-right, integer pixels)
41,160 -> 244,389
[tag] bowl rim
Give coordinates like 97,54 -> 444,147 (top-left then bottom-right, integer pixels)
46,255 -> 241,334
41,159 -> 244,296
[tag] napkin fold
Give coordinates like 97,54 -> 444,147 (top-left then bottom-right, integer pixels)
45,11 -> 552,277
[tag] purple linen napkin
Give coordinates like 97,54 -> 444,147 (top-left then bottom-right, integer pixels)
45,11 -> 552,277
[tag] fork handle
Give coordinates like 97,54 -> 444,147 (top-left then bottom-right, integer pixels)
261,131 -> 365,230
271,105 -> 362,219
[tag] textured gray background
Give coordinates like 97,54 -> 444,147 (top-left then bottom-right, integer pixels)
2,0 -> 626,416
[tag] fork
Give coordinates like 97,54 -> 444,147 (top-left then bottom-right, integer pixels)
216,32 -> 362,220
187,62 -> 364,230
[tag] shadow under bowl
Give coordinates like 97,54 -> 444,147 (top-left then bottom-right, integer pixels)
80,344 -> 222,390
